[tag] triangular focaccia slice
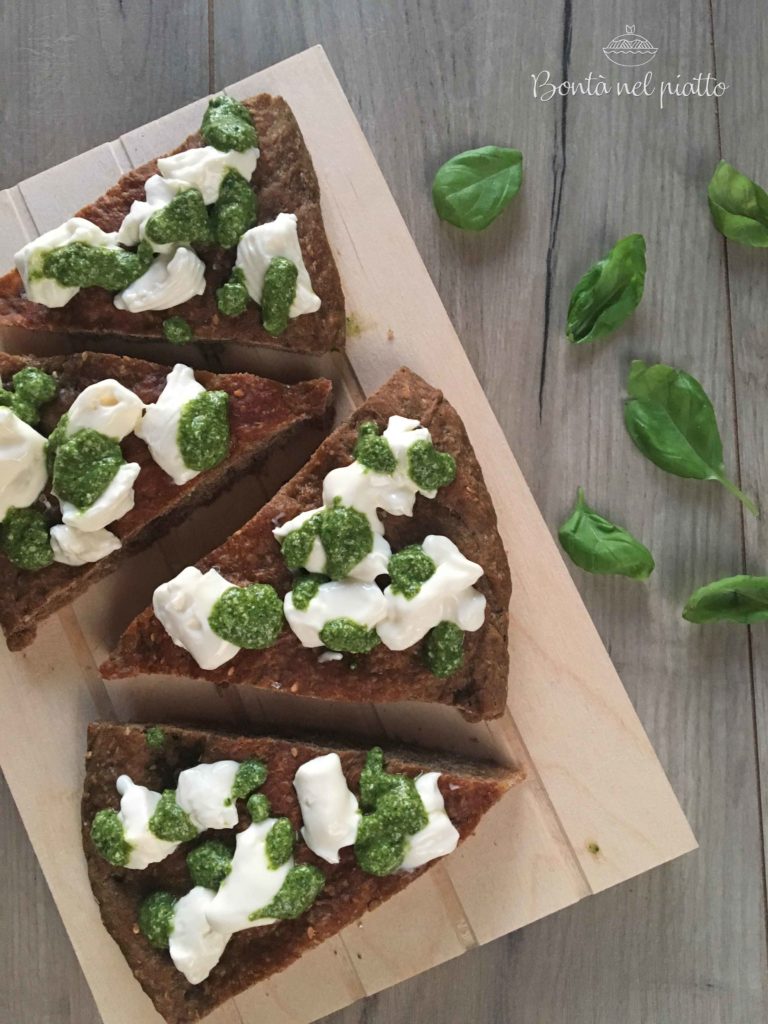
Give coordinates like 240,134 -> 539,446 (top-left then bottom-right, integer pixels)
0,94 -> 344,354
83,721 -> 518,1024
102,367 -> 510,720
0,351 -> 332,650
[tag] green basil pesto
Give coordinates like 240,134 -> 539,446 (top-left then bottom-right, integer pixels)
187,840 -> 232,889
266,817 -> 294,869
148,790 -> 199,842
208,583 -> 283,649
354,747 -> 428,876
407,439 -> 456,492
354,421 -> 396,474
42,239 -> 153,291
0,507 -> 53,570
138,891 -> 177,949
212,170 -> 257,248
424,620 -> 464,678
90,808 -> 132,867
261,256 -> 297,336
290,573 -> 327,611
144,725 -> 166,749
320,617 -> 380,654
388,545 -> 436,599
231,759 -> 268,801
247,792 -> 271,822
177,390 -> 230,472
52,428 -> 123,510
162,316 -> 193,344
250,864 -> 324,921
201,95 -> 259,153
145,189 -> 211,246
280,501 -> 373,580
0,367 -> 58,426
216,266 -> 249,317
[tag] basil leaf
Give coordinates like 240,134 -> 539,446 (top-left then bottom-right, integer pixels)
566,234 -> 646,345
432,146 -> 523,231
623,360 -> 758,516
707,160 -> 768,247
683,575 -> 768,624
558,487 -> 654,579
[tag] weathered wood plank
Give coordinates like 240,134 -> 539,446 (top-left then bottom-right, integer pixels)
710,0 -> 768,895
0,0 -> 209,189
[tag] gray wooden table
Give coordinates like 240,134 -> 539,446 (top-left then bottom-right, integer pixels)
2,2 -> 767,1022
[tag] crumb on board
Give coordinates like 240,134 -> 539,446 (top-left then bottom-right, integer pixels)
346,314 -> 363,337
386,328 -> 395,341
587,841 -> 600,855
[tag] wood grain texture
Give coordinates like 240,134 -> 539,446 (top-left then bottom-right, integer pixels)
0,4 -> 766,1024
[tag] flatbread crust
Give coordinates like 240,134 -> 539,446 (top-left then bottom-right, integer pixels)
83,721 -> 519,1024
102,367 -> 511,721
0,95 -> 345,354
0,351 -> 333,650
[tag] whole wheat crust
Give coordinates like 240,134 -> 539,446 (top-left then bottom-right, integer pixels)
83,721 -> 519,1024
102,367 -> 511,720
0,94 -> 345,354
0,351 -> 333,650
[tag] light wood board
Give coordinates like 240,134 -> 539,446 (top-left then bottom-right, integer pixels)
0,45 -> 695,1024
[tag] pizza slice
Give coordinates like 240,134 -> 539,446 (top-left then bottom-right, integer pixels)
83,721 -> 519,1023
0,94 -> 344,353
102,367 -> 511,721
0,350 -> 332,650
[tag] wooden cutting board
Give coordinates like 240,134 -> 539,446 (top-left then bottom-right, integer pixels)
0,45 -> 696,1024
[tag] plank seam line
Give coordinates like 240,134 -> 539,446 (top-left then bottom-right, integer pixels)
493,708 -> 593,896
537,0 -> 572,420
707,0 -> 768,964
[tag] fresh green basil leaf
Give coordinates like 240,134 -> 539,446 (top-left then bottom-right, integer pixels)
623,360 -> 758,517
558,487 -> 654,579
683,575 -> 768,624
432,146 -> 523,231
566,234 -> 646,345
707,160 -> 768,247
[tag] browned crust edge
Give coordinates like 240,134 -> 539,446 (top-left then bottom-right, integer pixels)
83,720 -> 521,1023
102,366 -> 512,721
0,94 -> 345,354
0,350 -> 333,649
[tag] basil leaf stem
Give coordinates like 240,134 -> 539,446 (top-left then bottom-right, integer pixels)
707,160 -> 768,247
431,146 -> 523,231
683,575 -> 768,624
558,487 -> 654,579
623,360 -> 758,517
566,234 -> 646,345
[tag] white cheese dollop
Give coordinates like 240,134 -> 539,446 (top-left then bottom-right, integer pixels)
400,773 -> 460,870
59,461 -> 140,533
157,145 -> 259,204
293,753 -> 359,863
273,506 -> 391,583
169,887 -> 230,985
135,364 -> 205,485
65,379 -> 145,441
153,565 -> 239,670
175,760 -> 240,831
0,409 -> 48,521
113,246 -> 206,313
284,579 -> 387,649
14,217 -> 119,308
377,535 -> 486,651
206,820 -> 292,934
323,416 -> 440,523
236,212 -> 321,317
115,775 -> 179,870
116,174 -> 185,255
49,524 -> 121,565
